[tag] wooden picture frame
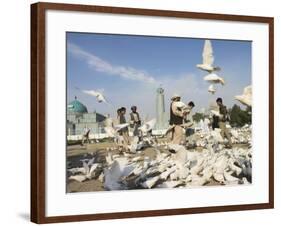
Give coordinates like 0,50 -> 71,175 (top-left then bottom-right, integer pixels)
31,2 -> 274,224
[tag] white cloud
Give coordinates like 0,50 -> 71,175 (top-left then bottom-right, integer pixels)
68,43 -> 156,84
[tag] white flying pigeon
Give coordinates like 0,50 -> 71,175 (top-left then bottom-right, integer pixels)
173,101 -> 191,115
210,110 -> 220,117
208,84 -> 216,94
139,118 -> 156,133
204,73 -> 225,85
104,126 -> 116,138
103,116 -> 129,138
82,90 -> 108,104
235,85 -> 252,107
114,123 -> 130,132
196,40 -> 221,73
173,101 -> 189,111
173,101 -> 187,108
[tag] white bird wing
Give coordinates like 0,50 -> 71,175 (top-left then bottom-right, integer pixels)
104,127 -> 116,137
146,118 -> 156,128
210,110 -> 220,117
97,93 -> 108,103
83,89 -> 109,104
243,85 -> 252,96
89,163 -> 99,176
174,101 -> 187,109
69,175 -> 87,182
235,95 -> 251,107
204,73 -> 217,81
142,176 -> 160,188
104,117 -> 114,127
202,40 -> 214,66
114,123 -> 129,131
235,85 -> 252,107
204,73 -> 225,85
208,84 -> 216,93
139,118 -> 156,132
83,161 -> 90,174
87,157 -> 95,166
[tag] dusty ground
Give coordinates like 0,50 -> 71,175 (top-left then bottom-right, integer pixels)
66,141 -> 168,193
66,139 -> 249,193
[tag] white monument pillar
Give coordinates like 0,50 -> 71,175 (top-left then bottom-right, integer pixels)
156,87 -> 166,129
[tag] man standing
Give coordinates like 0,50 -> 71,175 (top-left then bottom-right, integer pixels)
129,106 -> 141,137
169,94 -> 187,144
81,126 -> 90,146
119,107 -> 130,150
216,97 -> 232,148
183,101 -> 195,139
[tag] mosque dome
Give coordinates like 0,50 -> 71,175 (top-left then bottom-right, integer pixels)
67,97 -> 88,113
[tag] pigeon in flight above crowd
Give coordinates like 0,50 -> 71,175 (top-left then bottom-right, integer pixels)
197,40 -> 221,73
208,84 -> 216,94
82,89 -> 109,104
204,73 -> 225,85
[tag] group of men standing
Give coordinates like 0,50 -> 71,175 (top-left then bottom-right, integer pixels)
169,94 -> 232,148
116,106 -> 142,150
81,94 -> 233,150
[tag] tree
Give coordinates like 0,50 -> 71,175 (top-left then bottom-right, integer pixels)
229,104 -> 251,127
192,112 -> 204,122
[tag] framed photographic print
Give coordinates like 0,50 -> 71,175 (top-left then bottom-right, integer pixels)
31,2 -> 274,224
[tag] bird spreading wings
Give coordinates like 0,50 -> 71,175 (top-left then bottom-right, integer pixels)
235,85 -> 252,107
104,116 -> 130,138
139,118 -> 156,133
204,73 -> 225,85
196,40 -> 221,73
203,40 -> 214,66
208,84 -> 216,94
82,89 -> 109,104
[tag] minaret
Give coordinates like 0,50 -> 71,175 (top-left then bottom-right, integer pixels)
156,86 -> 165,129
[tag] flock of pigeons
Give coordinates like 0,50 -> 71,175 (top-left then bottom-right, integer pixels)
67,124 -> 252,190
197,40 -> 252,108
197,40 -> 224,95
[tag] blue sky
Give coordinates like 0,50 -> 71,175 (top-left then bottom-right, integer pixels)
67,32 -> 251,118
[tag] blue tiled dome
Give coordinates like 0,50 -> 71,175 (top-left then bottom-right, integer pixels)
67,97 -> 88,113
